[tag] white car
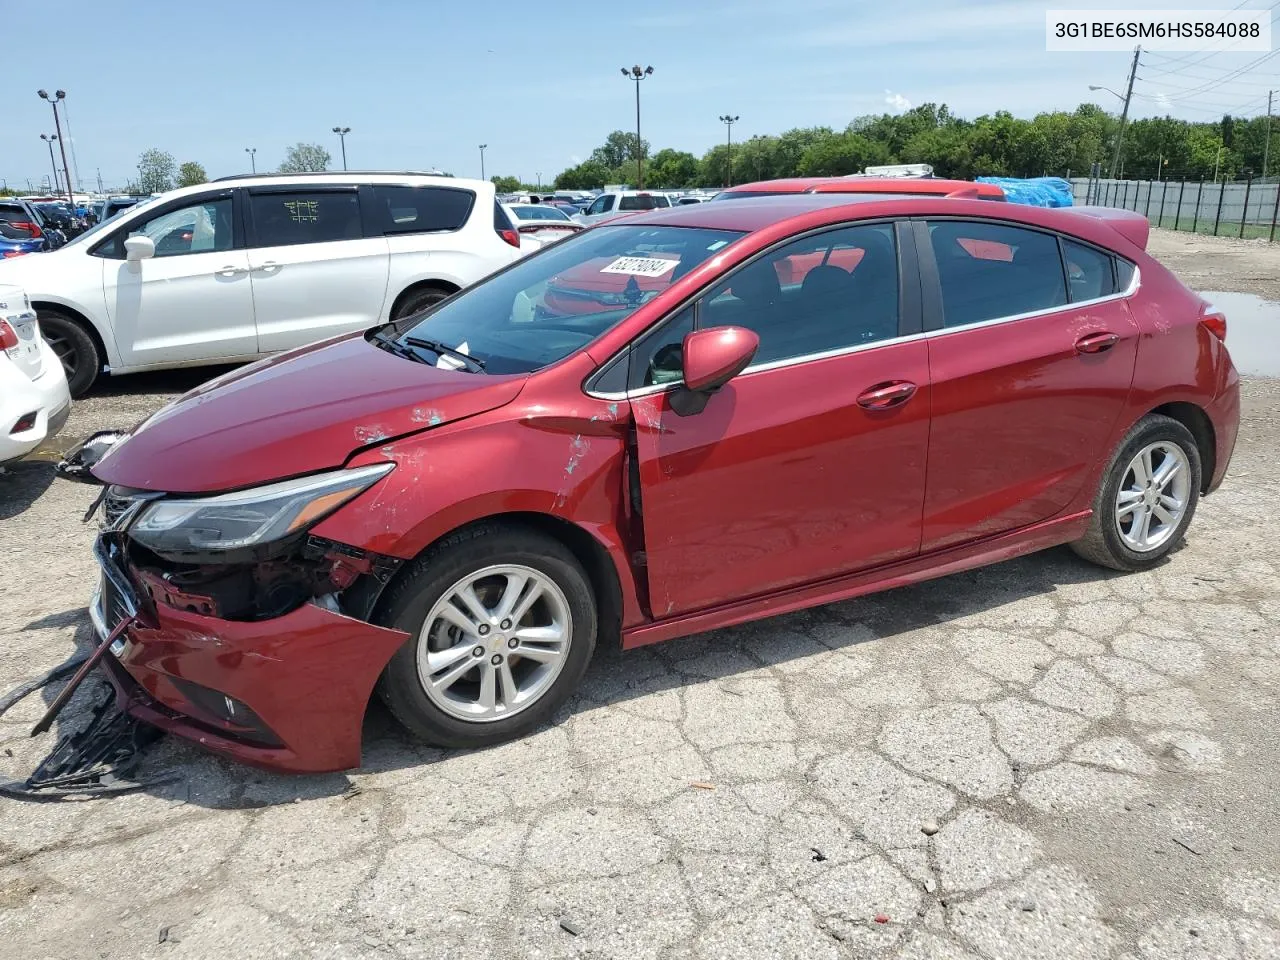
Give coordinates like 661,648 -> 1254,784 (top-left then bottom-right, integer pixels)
502,203 -> 583,252
0,172 -> 524,396
0,283 -> 71,465
573,190 -> 672,226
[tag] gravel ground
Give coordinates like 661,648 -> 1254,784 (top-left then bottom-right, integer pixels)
0,229 -> 1277,959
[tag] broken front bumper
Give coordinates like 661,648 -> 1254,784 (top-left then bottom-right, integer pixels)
90,554 -> 410,774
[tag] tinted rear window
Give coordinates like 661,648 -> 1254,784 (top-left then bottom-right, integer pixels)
249,191 -> 363,247
618,195 -> 670,210
371,185 -> 475,234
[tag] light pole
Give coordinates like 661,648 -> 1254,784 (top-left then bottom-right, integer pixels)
719,115 -> 740,187
620,65 -> 654,188
40,134 -> 61,193
332,127 -> 351,171
37,90 -> 74,205
479,144 -> 487,181
245,147 -> 257,173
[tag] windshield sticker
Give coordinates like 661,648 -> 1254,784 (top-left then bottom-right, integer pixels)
600,256 -> 677,277
707,240 -> 729,251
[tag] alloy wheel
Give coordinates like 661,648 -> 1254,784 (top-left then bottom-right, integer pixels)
44,332 -> 77,379
1114,440 -> 1191,552
415,564 -> 572,722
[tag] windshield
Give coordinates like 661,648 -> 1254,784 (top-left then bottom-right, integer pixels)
392,224 -> 742,375
63,195 -> 164,248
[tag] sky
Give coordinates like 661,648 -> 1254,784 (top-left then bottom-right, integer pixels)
3,0 -> 1278,192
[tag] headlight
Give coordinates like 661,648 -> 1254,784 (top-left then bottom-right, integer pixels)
129,464 -> 392,557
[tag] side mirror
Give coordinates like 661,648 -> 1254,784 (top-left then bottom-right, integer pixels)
671,325 -> 759,416
124,235 -> 155,261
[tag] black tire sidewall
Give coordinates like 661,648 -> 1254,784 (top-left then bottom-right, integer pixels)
1096,416 -> 1202,568
377,529 -> 597,748
392,287 -> 449,321
39,311 -> 98,398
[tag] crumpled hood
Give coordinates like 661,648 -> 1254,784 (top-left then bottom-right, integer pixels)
92,333 -> 527,493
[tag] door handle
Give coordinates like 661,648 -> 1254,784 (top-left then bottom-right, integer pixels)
216,265 -> 248,277
1074,332 -> 1120,354
856,380 -> 917,410
252,261 -> 280,273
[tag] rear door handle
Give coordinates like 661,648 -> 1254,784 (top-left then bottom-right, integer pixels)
252,261 -> 280,273
856,380 -> 917,410
216,265 -> 248,277
1075,332 -> 1120,354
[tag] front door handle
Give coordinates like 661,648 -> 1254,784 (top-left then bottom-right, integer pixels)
856,380 -> 917,410
1075,332 -> 1120,354
216,265 -> 248,277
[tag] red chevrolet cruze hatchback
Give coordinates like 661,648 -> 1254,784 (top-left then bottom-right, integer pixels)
72,195 -> 1238,773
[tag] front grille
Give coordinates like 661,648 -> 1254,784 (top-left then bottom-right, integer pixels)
102,488 -> 134,529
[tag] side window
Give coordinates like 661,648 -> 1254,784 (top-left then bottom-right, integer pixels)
600,196 -> 616,213
928,221 -> 1067,328
249,191 -> 362,247
1114,258 -> 1136,291
370,185 -> 474,235
108,197 -> 233,259
698,223 -> 900,367
629,306 -> 694,389
1062,239 -> 1116,302
585,197 -> 605,215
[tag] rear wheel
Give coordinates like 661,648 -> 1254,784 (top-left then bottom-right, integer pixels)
1071,414 -> 1201,572
377,525 -> 597,748
39,310 -> 100,398
392,285 -> 453,321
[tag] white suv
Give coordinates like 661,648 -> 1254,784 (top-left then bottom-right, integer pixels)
0,172 -> 524,396
573,190 -> 671,226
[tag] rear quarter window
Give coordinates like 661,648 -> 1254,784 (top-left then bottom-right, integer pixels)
371,185 -> 475,234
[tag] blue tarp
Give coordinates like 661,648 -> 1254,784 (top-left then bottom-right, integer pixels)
975,176 -> 1075,208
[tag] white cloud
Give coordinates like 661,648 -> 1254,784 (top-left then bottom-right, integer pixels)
885,90 -> 912,112
569,154 -> 582,164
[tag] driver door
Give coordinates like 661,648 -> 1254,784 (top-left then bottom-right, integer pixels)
629,221 -> 931,617
101,190 -> 258,368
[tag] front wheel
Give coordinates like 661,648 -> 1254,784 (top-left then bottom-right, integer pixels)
1071,414 -> 1202,572
376,525 -> 597,749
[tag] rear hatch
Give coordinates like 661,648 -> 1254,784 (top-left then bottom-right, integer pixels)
0,284 -> 44,381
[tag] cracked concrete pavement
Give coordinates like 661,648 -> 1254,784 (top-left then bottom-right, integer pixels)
0,229 -> 1277,958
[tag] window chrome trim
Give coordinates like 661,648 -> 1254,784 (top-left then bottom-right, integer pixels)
585,263 -> 1141,402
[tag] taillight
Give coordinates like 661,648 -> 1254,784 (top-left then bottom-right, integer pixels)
500,229 -> 521,248
1201,311 -> 1227,342
10,220 -> 42,238
2,251 -> 28,259
0,319 -> 17,350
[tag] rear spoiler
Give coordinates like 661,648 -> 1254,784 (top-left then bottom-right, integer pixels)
1066,205 -> 1150,251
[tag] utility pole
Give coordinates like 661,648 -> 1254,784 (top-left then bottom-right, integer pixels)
38,90 -> 75,206
245,147 -> 257,173
96,167 -> 103,192
621,66 -> 654,189
479,144 -> 487,181
1264,90 -> 1274,180
1109,46 -> 1140,179
332,127 -> 351,170
719,115 -> 740,187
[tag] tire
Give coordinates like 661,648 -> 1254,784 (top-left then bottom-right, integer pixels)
392,285 -> 453,321
1071,414 -> 1202,572
39,310 -> 100,398
376,523 -> 597,749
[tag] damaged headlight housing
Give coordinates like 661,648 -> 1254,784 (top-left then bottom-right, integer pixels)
128,464 -> 392,558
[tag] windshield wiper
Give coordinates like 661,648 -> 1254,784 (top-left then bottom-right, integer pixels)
405,337 -> 487,372
370,330 -> 430,364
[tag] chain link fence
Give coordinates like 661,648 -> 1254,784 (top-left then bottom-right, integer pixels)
1069,177 -> 1280,242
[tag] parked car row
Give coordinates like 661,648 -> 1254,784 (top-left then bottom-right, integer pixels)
58,189 -> 1238,773
0,173 -> 525,396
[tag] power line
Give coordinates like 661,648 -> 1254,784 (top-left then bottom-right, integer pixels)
1156,49 -> 1280,100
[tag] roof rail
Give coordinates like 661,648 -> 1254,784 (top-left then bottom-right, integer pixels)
211,170 -> 455,183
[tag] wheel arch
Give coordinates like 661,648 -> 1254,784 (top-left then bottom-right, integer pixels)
388,279 -> 461,320
372,511 -> 626,652
1149,401 -> 1215,493
31,299 -> 114,368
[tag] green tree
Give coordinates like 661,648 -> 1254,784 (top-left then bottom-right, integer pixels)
137,148 -> 176,193
554,160 -> 612,190
491,175 -> 522,193
279,143 -> 330,173
176,161 -> 207,188
591,130 -> 648,169
646,149 -> 700,187
795,133 -> 890,177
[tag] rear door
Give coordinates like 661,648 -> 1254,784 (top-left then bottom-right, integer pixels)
630,221 -> 931,616
918,218 -> 1139,552
245,186 -> 389,352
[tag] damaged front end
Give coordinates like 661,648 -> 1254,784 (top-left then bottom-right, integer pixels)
41,467 -> 414,773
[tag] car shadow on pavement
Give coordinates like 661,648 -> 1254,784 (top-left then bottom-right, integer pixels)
0,460 -> 57,521
9,543 -> 1145,809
